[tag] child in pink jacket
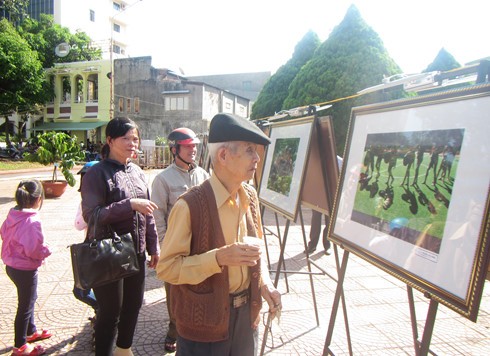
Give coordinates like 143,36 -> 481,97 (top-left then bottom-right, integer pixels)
1,180 -> 52,355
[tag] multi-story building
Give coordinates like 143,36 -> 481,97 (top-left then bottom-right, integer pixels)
114,56 -> 251,140
3,1 -> 138,140
26,0 -> 136,60
31,60 -> 111,144
27,56 -> 251,146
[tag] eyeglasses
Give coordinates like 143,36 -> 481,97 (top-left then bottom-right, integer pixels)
261,310 -> 283,349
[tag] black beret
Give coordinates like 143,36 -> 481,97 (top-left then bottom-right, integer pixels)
208,113 -> 271,145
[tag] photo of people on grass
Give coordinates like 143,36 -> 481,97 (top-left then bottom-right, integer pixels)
351,128 -> 465,254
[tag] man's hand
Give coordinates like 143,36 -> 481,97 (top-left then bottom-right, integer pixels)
216,242 -> 261,267
130,198 -> 158,215
261,283 -> 282,320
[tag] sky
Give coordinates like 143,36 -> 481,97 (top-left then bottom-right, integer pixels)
127,0 -> 489,77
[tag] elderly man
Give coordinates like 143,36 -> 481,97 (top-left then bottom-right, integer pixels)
156,113 -> 281,355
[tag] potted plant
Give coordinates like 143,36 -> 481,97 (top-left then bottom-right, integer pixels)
24,131 -> 85,198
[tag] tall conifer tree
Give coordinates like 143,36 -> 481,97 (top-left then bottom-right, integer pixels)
251,30 -> 320,120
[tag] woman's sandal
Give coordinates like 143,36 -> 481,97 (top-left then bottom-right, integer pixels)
26,330 -> 52,343
11,344 -> 46,356
164,336 -> 177,352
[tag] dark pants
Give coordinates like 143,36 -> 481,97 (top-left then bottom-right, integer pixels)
93,254 -> 146,355
73,287 -> 98,311
176,299 -> 257,356
308,210 -> 331,251
6,266 -> 38,348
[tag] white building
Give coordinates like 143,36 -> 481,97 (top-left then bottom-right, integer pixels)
27,0 -> 140,60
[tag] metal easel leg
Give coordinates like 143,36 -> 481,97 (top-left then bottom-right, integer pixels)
408,286 -> 438,356
323,245 -> 353,356
299,208 -> 320,326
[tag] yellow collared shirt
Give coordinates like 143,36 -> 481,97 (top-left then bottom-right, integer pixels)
156,173 -> 271,293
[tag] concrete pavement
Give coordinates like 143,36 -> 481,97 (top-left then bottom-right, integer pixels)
0,168 -> 489,355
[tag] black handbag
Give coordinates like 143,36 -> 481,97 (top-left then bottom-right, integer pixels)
70,208 -> 140,290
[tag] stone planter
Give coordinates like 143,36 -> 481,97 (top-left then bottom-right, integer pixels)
42,180 -> 68,198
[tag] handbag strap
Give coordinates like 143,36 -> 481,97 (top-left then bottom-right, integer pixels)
87,207 -> 122,241
86,207 -> 108,241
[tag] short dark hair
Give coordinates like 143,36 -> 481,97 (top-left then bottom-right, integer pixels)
15,179 -> 44,210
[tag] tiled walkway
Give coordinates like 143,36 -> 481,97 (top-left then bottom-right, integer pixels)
0,168 -> 488,355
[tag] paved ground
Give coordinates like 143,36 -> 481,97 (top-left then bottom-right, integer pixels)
0,168 -> 489,355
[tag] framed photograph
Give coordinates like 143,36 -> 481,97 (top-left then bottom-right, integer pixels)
258,116 -> 315,221
329,84 -> 490,321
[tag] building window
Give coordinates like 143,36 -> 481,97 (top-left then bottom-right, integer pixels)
89,9 -> 95,22
113,44 -> 121,54
242,81 -> 252,90
113,23 -> 120,33
118,98 -> 124,112
134,97 -> 140,113
75,75 -> 84,103
62,76 -> 71,103
164,97 -> 189,111
87,74 -> 98,102
113,2 -> 121,11
126,98 -> 131,112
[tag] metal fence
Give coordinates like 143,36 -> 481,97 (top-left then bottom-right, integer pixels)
137,146 -> 171,169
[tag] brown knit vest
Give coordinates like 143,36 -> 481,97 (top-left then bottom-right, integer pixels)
170,180 -> 263,342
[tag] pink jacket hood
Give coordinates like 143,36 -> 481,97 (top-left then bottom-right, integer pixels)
1,208 -> 51,270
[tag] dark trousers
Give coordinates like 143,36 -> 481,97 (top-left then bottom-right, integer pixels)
308,210 -> 331,251
6,266 -> 38,348
177,300 -> 257,356
93,254 -> 146,355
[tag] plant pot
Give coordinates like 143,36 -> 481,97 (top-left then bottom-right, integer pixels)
42,180 -> 68,198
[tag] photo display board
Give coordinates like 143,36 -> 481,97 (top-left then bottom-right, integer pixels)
329,84 -> 490,321
301,115 -> 339,215
258,116 -> 314,221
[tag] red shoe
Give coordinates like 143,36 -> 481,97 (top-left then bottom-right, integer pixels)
26,330 -> 52,343
11,344 -> 46,355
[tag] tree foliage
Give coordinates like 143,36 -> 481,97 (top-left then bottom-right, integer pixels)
0,18 -> 49,116
251,30 -> 320,120
0,0 -> 29,24
282,5 -> 403,154
18,14 -> 102,69
1,13 -> 101,144
24,131 -> 85,186
423,48 -> 460,73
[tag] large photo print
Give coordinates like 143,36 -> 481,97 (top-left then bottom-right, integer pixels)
330,84 -> 490,321
352,128 -> 464,257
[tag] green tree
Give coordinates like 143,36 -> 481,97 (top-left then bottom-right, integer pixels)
0,0 -> 29,24
18,14 -> 102,69
283,5 -> 402,154
24,131 -> 85,186
423,48 -> 460,73
251,30 -> 320,120
0,18 -> 50,145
